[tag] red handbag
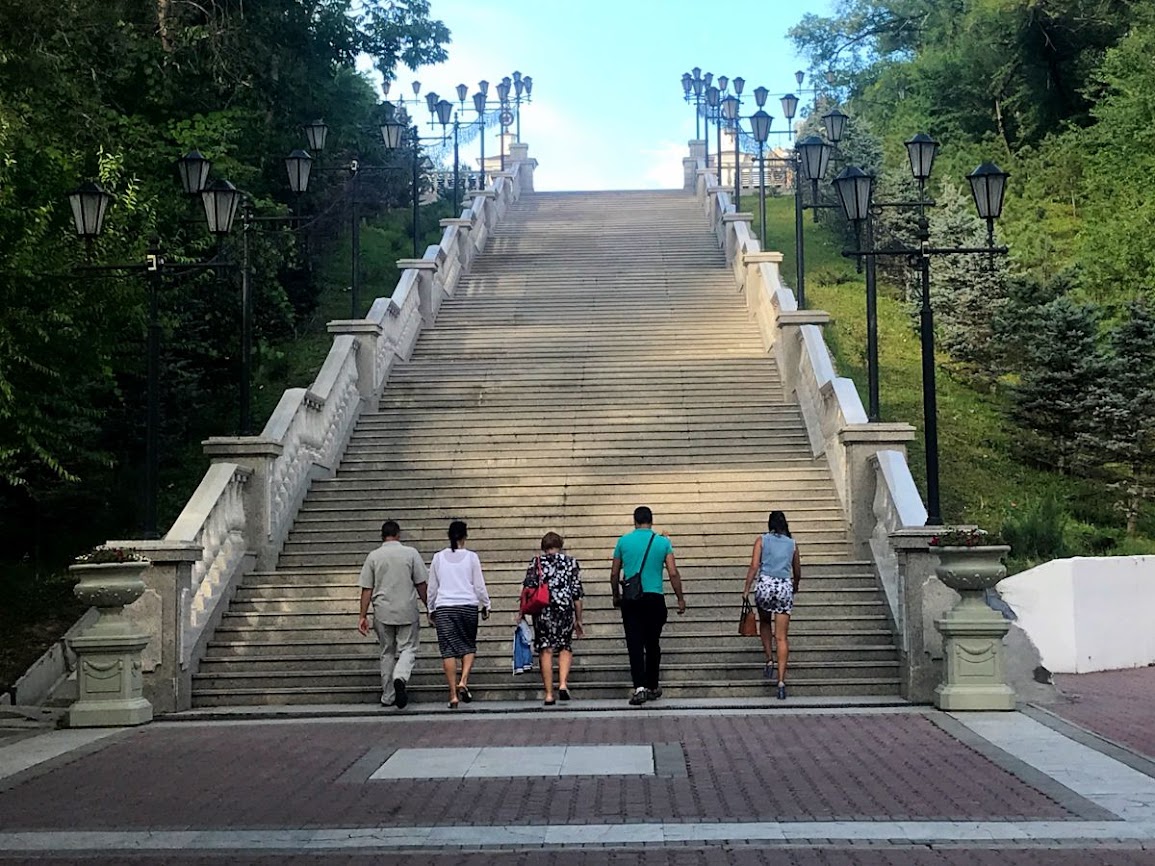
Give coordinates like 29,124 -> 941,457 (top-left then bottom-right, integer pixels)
519,557 -> 550,616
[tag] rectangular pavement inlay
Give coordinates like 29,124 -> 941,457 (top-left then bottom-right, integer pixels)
369,745 -> 654,779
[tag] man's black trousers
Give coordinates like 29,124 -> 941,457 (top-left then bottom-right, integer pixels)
620,593 -> 668,690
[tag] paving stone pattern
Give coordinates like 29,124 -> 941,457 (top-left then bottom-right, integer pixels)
2,844 -> 1155,865
1052,669 -> 1155,761
0,714 -> 1080,830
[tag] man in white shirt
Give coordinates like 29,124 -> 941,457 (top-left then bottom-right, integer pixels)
357,520 -> 428,708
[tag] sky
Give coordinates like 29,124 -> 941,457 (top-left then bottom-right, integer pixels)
375,0 -> 835,192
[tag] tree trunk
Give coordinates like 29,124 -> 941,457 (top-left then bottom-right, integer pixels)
157,0 -> 173,51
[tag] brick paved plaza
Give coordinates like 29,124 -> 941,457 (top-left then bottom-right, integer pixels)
0,669 -> 1154,864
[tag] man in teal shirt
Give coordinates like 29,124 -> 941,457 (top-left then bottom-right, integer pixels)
611,506 -> 687,705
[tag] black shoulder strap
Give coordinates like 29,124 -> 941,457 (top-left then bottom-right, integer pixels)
637,532 -> 657,575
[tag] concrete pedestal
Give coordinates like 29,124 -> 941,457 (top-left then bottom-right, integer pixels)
934,592 -> 1016,711
67,561 -> 155,727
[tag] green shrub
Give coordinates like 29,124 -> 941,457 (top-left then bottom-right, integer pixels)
1001,496 -> 1069,561
1065,521 -> 1121,556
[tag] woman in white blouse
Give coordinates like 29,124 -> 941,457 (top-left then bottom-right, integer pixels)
427,520 -> 491,708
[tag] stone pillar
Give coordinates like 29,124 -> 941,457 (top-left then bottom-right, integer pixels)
721,212 -> 754,264
440,217 -> 475,273
99,540 -> 201,714
509,142 -> 537,193
889,529 -> 955,703
327,320 -> 381,398
839,424 -> 918,557
688,139 -> 706,161
396,258 -> 440,326
202,438 -> 283,569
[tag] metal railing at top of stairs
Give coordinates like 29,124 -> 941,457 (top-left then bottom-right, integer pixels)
91,148 -> 537,713
690,153 -> 926,647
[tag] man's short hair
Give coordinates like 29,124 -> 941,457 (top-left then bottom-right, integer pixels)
381,519 -> 401,539
633,506 -> 653,525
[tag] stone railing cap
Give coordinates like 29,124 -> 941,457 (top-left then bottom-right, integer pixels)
396,258 -> 438,270
465,190 -> 496,199
839,423 -> 918,444
326,319 -> 383,335
744,251 -> 783,264
887,528 -> 944,550
722,212 -> 754,222
202,437 -> 284,458
439,218 -> 473,228
777,310 -> 832,327
103,540 -> 203,562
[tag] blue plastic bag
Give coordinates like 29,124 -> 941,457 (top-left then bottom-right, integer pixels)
513,620 -> 534,675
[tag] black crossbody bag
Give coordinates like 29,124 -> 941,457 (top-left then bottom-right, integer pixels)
621,532 -> 657,603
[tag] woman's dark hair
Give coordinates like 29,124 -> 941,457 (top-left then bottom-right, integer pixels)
448,520 -> 468,550
767,510 -> 791,537
541,531 -> 564,552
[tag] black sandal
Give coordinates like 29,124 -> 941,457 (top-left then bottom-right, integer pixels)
558,688 -> 571,701
448,700 -> 459,709
543,698 -> 556,706
457,685 -> 473,703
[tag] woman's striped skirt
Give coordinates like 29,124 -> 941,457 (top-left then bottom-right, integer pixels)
433,605 -> 480,659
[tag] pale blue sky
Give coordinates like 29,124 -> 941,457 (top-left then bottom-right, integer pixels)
383,0 -> 835,191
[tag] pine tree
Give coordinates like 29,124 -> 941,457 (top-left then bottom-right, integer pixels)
1082,301 -> 1155,535
1011,296 -> 1101,472
928,182 -> 1010,380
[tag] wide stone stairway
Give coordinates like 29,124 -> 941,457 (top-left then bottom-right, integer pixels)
192,190 -> 901,706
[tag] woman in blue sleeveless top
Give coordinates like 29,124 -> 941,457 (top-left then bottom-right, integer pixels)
742,510 -> 802,699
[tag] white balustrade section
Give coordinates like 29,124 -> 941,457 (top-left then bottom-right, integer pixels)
691,151 -> 926,635
164,462 -> 250,666
91,149 -> 536,707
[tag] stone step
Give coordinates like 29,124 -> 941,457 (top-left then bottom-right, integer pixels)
189,678 -> 902,706
192,658 -> 901,694
227,587 -> 881,613
209,615 -> 892,643
200,646 -> 900,669
205,629 -> 895,654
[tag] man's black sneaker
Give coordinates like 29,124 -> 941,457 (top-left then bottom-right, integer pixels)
394,678 -> 408,709
628,688 -> 647,706
647,687 -> 663,701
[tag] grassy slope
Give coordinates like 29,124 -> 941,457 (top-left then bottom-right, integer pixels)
750,196 -> 1154,560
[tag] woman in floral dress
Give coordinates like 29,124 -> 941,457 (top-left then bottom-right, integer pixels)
523,531 -> 584,705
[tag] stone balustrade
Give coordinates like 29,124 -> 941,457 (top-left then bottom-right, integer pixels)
89,148 -> 535,715
690,148 -> 966,703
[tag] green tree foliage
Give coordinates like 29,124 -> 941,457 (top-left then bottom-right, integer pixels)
1081,302 -> 1155,535
0,0 -> 449,564
1011,296 -> 1101,473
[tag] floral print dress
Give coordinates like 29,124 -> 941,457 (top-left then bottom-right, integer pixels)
523,552 -> 584,652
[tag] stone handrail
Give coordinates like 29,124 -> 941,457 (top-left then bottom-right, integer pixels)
687,147 -> 976,702
90,146 -> 536,714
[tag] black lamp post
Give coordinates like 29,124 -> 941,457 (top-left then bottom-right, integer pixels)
496,78 -> 511,172
473,89 -> 488,189
834,140 -> 1010,526
68,169 -> 239,538
721,93 -> 740,207
706,85 -> 721,175
750,110 -> 772,249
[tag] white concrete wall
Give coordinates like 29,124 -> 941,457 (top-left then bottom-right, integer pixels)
998,556 -> 1155,673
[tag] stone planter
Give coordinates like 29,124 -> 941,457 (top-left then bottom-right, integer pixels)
67,560 -> 153,727
932,545 -> 1016,711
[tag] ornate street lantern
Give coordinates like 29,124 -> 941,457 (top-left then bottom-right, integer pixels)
905,133 -> 939,183
176,150 -> 211,196
751,110 -> 772,144
67,181 -> 113,239
732,77 -> 745,96
795,70 -> 805,86
753,86 -> 769,108
705,86 -> 720,109
201,179 -> 241,236
832,166 -> 874,223
523,76 -> 533,97
717,75 -> 729,92
457,83 -> 469,103
472,92 -> 486,115
284,149 -> 313,194
436,99 -> 453,127
797,135 -> 833,182
721,95 -> 739,123
381,119 -> 407,151
780,93 -> 799,123
822,109 -> 849,144
303,120 -> 329,153
478,79 -> 489,96
967,162 -> 1010,221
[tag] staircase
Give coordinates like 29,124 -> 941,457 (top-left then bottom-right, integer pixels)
192,190 -> 901,706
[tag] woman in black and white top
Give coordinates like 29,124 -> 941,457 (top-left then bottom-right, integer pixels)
427,520 -> 491,708
523,531 -> 584,706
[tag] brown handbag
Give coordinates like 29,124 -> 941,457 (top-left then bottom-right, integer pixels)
738,596 -> 759,637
